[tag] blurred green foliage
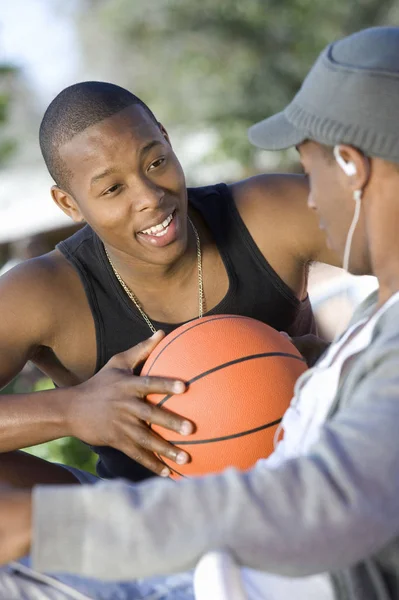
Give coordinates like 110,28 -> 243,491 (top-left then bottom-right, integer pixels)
81,0 -> 398,171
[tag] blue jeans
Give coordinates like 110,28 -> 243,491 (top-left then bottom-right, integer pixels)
0,560 -> 195,600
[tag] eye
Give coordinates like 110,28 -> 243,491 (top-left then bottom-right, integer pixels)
103,184 -> 122,195
148,156 -> 166,171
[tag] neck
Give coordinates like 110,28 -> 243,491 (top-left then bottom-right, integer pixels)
368,238 -> 399,309
104,225 -> 203,320
376,278 -> 399,308
361,176 -> 399,308
370,248 -> 399,308
110,232 -> 197,286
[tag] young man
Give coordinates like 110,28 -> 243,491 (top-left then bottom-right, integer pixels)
2,25 -> 399,600
0,81 -> 334,483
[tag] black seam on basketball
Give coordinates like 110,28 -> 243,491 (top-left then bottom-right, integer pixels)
145,315 -> 257,375
155,453 -> 187,478
167,418 -> 282,445
156,351 -> 306,407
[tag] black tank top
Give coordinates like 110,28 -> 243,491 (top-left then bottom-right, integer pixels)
57,183 -> 315,481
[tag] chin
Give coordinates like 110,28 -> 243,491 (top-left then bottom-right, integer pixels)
346,264 -> 372,277
347,267 -> 363,276
158,237 -> 187,265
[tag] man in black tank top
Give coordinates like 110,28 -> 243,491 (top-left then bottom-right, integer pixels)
0,82 -> 337,485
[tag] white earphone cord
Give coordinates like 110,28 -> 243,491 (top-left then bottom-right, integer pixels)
342,192 -> 362,272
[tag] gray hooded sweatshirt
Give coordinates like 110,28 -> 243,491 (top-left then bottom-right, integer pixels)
32,291 -> 399,599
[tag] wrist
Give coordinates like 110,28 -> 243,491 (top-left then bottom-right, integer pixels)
63,385 -> 83,439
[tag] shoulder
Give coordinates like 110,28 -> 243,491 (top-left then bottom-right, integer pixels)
229,174 -> 339,266
228,174 -> 311,263
0,250 -> 76,295
0,250 -> 83,344
57,224 -> 95,257
230,173 -> 309,210
190,176 -> 307,210
229,173 -> 309,237
187,183 -> 229,207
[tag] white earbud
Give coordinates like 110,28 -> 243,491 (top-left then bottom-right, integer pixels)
333,145 -> 357,176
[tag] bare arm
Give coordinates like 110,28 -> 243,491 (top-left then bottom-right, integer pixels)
0,260 -> 78,451
230,174 -> 341,296
0,259 -> 194,476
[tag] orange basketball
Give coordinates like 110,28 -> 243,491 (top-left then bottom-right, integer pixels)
141,315 -> 307,478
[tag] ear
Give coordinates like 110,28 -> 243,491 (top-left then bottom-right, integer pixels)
334,145 -> 370,191
51,186 -> 85,223
159,123 -> 172,146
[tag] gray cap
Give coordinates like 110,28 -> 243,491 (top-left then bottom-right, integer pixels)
248,27 -> 399,162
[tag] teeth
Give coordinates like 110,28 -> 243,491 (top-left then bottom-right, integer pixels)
141,213 -> 173,235
153,228 -> 168,237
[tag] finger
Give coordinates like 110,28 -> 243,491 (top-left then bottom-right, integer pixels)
129,397 -> 194,436
134,375 -> 186,397
118,429 -> 180,477
124,422 -> 190,465
279,331 -> 292,341
122,444 -> 172,477
112,330 -> 166,370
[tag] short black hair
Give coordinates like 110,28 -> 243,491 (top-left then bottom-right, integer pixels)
39,81 -> 159,191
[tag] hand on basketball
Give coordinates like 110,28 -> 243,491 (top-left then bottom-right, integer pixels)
68,331 -> 193,477
0,489 -> 32,565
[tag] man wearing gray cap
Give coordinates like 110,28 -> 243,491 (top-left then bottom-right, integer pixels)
1,25 -> 399,600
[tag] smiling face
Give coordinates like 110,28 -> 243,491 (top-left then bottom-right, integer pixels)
52,104 -> 188,267
298,140 -> 371,275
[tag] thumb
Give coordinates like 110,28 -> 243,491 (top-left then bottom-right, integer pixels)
113,330 -> 165,370
279,331 -> 292,341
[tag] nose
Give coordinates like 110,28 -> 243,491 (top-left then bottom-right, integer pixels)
307,192 -> 316,211
132,175 -> 165,212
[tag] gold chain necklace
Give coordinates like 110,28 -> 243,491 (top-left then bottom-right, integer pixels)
105,217 -> 204,334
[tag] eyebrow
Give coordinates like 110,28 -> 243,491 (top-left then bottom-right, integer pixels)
140,140 -> 163,156
90,167 -> 118,187
90,140 -> 164,187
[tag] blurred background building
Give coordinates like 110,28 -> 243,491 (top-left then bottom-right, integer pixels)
0,0 -> 388,468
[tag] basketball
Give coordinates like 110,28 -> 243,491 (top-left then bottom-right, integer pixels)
141,315 -> 307,478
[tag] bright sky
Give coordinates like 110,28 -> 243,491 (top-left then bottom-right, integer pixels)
0,0 -> 238,187
0,0 -> 80,107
